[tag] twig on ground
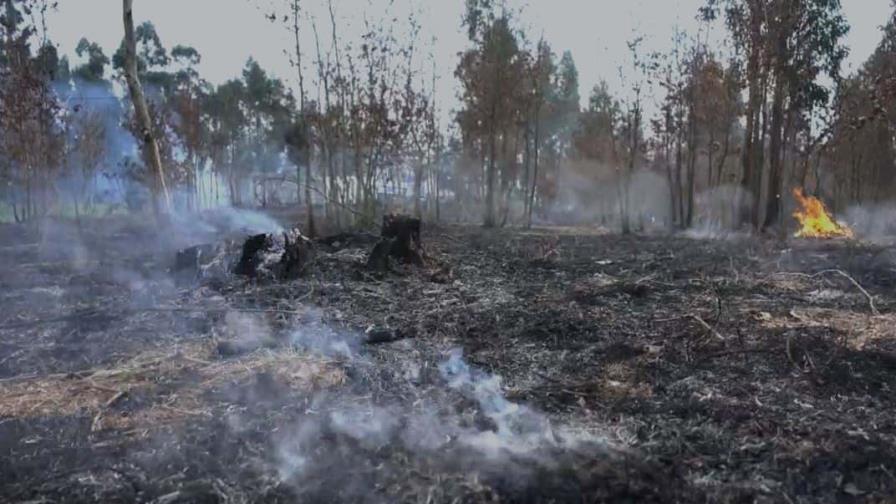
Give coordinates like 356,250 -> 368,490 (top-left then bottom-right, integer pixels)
815,269 -> 879,315
688,314 -> 725,341
774,269 -> 879,315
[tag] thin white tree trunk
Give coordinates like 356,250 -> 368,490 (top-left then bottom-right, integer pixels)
122,0 -> 170,214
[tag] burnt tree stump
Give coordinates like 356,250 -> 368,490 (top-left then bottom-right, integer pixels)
235,233 -> 271,277
235,229 -> 312,280
279,231 -> 310,279
382,213 -> 421,248
367,214 -> 424,271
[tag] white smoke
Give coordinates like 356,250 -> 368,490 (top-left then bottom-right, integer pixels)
844,204 -> 896,244
273,344 -> 602,494
439,348 -> 559,457
287,308 -> 360,360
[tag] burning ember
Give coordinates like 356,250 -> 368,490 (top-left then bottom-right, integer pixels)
792,187 -> 854,239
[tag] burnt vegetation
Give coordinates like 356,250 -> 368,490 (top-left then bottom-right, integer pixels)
1,0 -> 896,503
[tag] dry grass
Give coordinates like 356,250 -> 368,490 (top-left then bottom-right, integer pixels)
0,342 -> 346,432
756,307 -> 896,350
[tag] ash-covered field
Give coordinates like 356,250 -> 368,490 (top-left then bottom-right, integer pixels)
1,211 -> 895,503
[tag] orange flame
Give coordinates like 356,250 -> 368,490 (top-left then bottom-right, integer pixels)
792,187 -> 853,239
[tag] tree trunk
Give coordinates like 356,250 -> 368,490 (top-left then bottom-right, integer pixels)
664,136 -> 676,229
623,106 -> 638,234
527,106 -> 540,229
739,11 -> 762,230
752,75 -> 769,229
685,105 -> 697,228
716,129 -> 730,188
740,103 -> 756,229
484,129 -> 497,227
413,160 -> 423,218
329,147 -> 340,228
305,157 -> 316,237
295,162 -> 302,206
762,75 -> 787,230
675,113 -> 684,227
707,131 -> 715,188
521,122 -> 531,223
122,0 -> 170,215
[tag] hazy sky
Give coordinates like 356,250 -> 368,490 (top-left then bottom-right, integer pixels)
48,0 -> 893,122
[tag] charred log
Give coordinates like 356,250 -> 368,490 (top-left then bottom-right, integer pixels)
363,325 -> 411,345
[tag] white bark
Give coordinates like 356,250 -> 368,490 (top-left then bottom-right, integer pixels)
122,0 -> 170,213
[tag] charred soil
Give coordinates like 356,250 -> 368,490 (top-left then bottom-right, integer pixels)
1,215 -> 895,503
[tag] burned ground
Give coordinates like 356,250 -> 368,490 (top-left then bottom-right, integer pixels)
1,215 -> 895,503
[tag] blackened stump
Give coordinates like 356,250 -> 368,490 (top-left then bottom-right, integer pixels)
280,231 -> 310,280
235,233 -> 272,277
382,213 -> 421,248
367,214 -> 424,270
234,229 -> 312,280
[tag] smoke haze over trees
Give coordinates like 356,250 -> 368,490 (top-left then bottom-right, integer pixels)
5,2 -> 896,502
0,0 -> 894,234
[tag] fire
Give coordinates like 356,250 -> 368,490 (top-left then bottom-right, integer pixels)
792,187 -> 854,239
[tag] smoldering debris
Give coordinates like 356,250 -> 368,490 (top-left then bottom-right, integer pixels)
271,347 -> 620,503
234,228 -> 313,280
439,348 -> 562,456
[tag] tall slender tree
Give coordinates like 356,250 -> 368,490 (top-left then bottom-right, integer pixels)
121,0 -> 170,215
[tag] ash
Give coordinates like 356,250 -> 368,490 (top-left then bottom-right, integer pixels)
2,212 -> 896,503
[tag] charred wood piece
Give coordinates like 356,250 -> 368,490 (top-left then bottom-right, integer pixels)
173,243 -> 231,286
363,325 -> 411,344
174,243 -> 217,274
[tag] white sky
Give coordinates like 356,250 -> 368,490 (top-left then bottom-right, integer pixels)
47,0 -> 893,124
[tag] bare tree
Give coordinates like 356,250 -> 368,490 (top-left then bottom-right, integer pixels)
121,0 -> 170,215
288,0 -> 315,236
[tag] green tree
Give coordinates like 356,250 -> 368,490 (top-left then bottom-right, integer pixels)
456,0 -> 526,227
73,38 -> 109,83
704,0 -> 849,231
0,0 -> 64,221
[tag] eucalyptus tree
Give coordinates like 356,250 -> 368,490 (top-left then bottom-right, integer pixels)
703,0 -> 849,230
0,0 -> 65,220
456,0 -> 526,227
